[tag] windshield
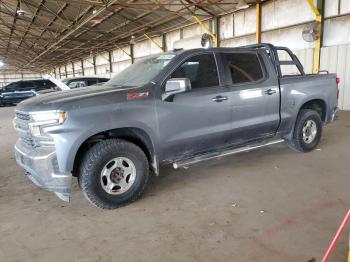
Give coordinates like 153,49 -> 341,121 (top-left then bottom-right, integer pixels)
107,53 -> 176,87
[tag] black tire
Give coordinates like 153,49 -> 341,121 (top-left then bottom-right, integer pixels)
78,139 -> 149,209
289,109 -> 322,152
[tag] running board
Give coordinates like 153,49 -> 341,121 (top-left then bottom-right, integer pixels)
173,139 -> 285,169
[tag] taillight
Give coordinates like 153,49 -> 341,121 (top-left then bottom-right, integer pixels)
336,76 -> 340,99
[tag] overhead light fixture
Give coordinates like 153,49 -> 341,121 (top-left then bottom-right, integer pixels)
17,0 -> 26,16
130,35 -> 136,45
16,9 -> 26,16
0,61 -> 4,67
90,17 -> 103,24
236,0 -> 250,10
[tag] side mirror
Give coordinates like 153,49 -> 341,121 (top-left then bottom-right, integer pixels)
163,78 -> 191,100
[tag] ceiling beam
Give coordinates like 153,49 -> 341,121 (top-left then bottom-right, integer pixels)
5,0 -> 20,52
26,2 -> 70,50
16,0 -> 46,50
22,0 -> 120,69
54,0 -> 166,60
40,5 -> 93,50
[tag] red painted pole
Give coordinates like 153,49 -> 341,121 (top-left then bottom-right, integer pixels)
321,209 -> 350,262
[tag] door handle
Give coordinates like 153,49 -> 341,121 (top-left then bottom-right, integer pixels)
265,89 -> 277,95
212,95 -> 228,102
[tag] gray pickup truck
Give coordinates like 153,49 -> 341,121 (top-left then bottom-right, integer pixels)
14,44 -> 338,209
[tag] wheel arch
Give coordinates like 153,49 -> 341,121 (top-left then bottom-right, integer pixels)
282,98 -> 327,142
73,127 -> 159,177
298,98 -> 327,122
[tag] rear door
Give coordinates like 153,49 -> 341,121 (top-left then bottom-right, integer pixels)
220,51 -> 280,144
157,52 -> 232,160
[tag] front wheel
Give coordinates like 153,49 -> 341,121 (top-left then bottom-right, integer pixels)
78,139 -> 149,209
289,109 -> 322,152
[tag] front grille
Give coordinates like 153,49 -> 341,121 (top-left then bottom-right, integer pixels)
15,111 -> 35,147
16,111 -> 31,121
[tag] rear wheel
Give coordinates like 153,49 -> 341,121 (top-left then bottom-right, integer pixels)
78,139 -> 149,209
289,109 -> 322,152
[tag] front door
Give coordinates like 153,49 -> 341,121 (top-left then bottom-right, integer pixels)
157,52 -> 232,161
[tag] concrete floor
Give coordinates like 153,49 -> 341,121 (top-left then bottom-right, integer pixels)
0,106 -> 349,262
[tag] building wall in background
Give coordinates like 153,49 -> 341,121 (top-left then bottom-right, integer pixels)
0,72 -> 42,87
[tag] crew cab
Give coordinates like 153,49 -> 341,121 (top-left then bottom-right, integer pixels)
13,44 -> 338,209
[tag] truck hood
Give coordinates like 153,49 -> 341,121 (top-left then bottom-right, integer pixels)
16,84 -> 136,112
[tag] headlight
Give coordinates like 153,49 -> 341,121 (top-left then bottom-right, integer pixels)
29,111 -> 67,139
31,111 -> 67,124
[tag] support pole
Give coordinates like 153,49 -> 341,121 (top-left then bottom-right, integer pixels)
193,16 -> 218,47
214,16 -> 220,47
256,1 -> 261,44
93,55 -> 96,75
162,33 -> 167,52
72,62 -> 75,77
81,59 -> 84,76
130,44 -> 134,64
114,44 -> 132,58
108,51 -> 113,75
144,33 -> 164,52
307,0 -> 323,74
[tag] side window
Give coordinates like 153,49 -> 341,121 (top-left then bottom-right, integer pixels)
223,53 -> 264,84
19,81 -> 35,90
35,80 -> 55,91
98,78 -> 108,83
68,81 -> 87,88
171,54 -> 219,89
87,79 -> 97,86
4,83 -> 17,91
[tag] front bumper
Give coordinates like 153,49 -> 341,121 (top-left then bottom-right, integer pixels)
14,139 -> 72,202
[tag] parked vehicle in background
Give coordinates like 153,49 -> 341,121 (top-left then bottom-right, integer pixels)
35,76 -> 111,95
13,44 -> 339,209
62,77 -> 109,89
0,79 -> 55,106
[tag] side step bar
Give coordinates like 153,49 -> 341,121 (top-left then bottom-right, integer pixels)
173,139 -> 285,169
